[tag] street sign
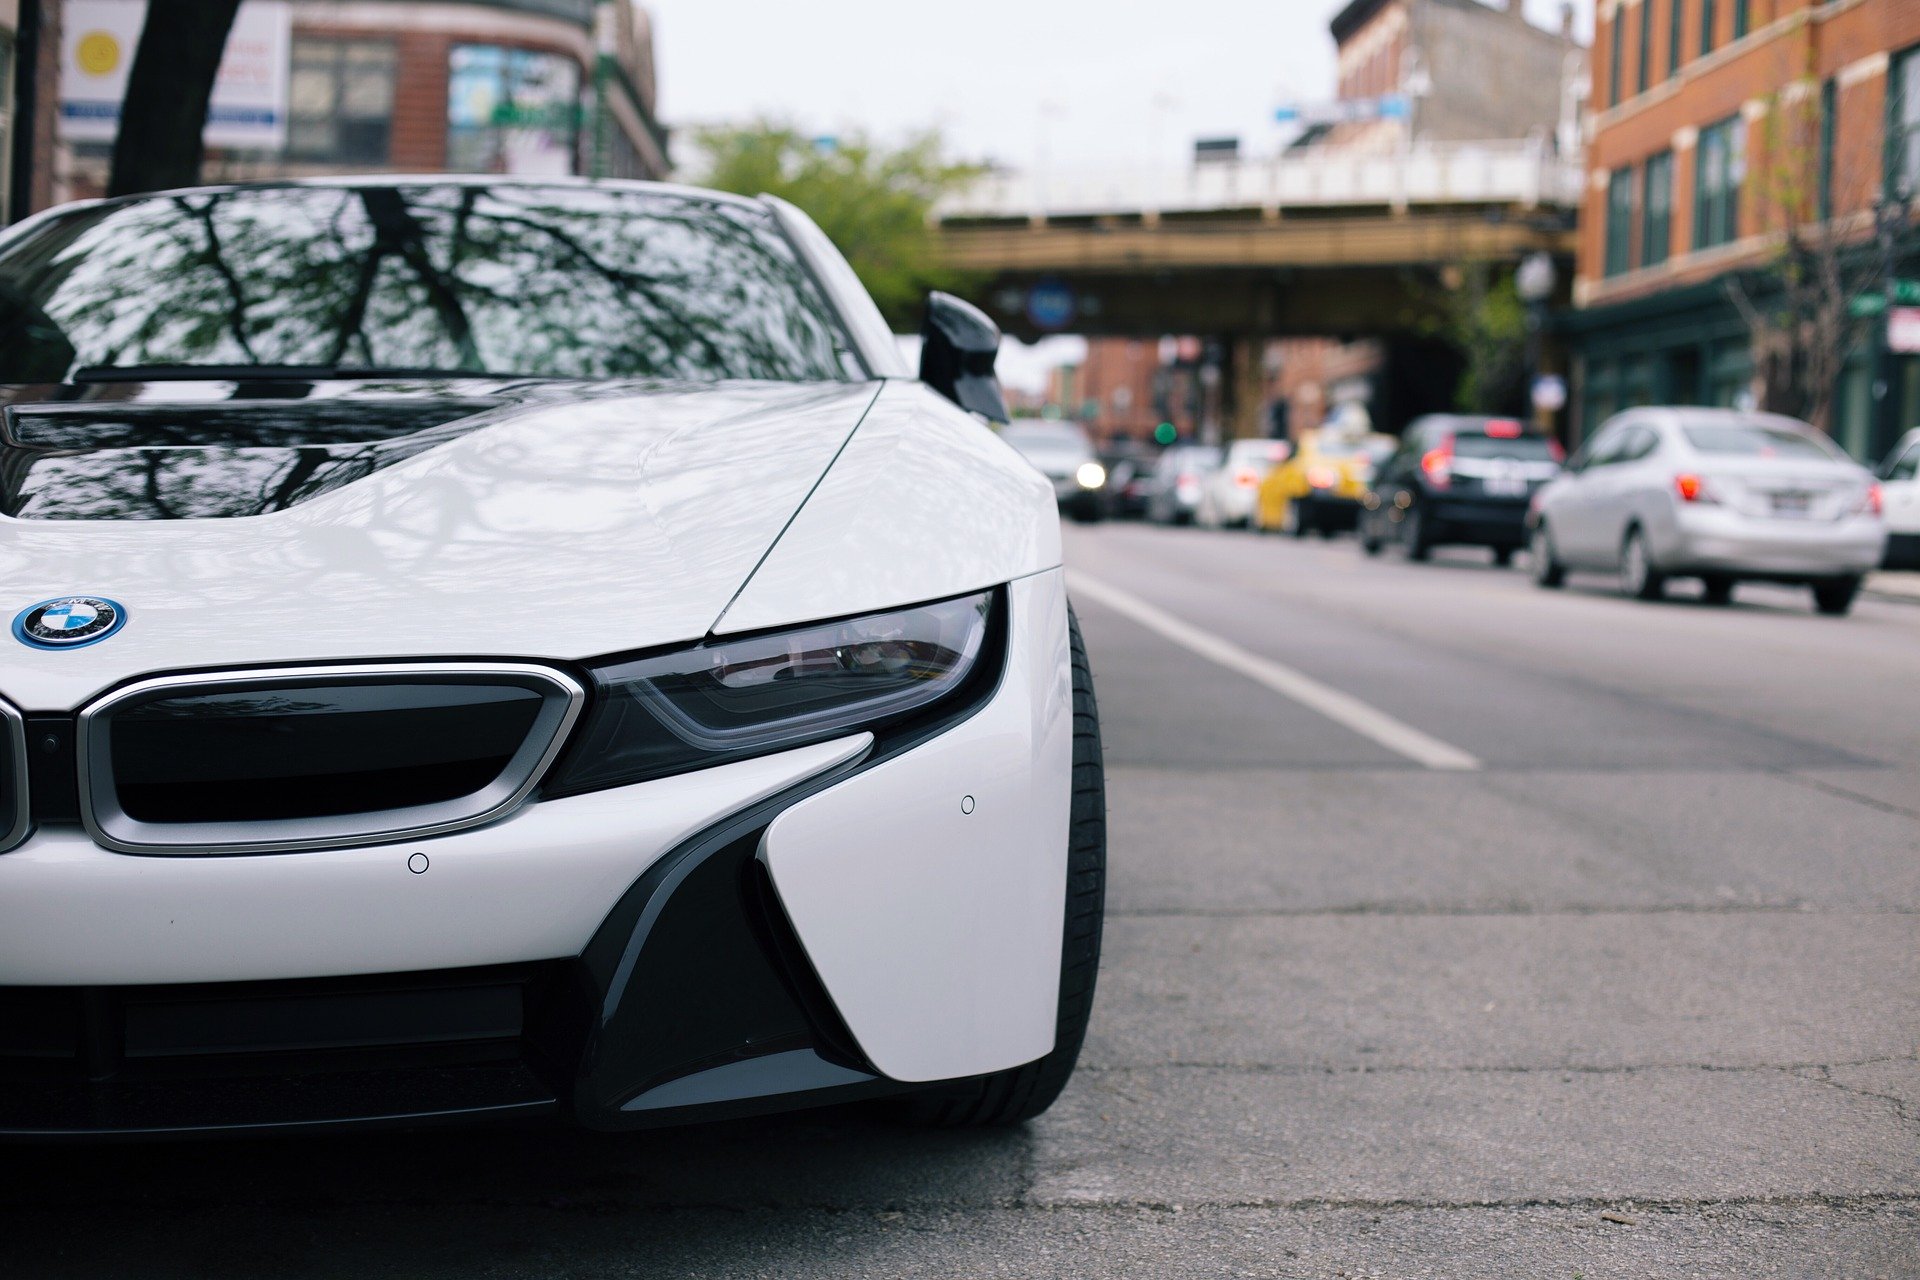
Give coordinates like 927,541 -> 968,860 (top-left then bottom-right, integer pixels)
1848,279 -> 1920,318
1887,306 -> 1920,355
1275,95 -> 1411,127
61,0 -> 291,149
1025,279 -> 1077,332
1530,373 -> 1568,413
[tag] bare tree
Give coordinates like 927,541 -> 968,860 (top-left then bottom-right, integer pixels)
107,0 -> 244,197
1726,62 -> 1896,433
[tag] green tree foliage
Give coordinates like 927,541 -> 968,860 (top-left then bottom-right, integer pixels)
1432,264 -> 1529,416
692,122 -> 982,329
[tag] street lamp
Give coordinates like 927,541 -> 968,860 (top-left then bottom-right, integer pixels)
1516,251 -> 1557,430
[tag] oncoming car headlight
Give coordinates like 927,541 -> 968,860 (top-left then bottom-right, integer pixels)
1075,461 -> 1107,490
542,591 -> 996,796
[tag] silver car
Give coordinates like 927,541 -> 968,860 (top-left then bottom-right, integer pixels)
1529,408 -> 1887,615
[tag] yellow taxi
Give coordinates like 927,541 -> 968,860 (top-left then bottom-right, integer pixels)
1254,428 -> 1397,536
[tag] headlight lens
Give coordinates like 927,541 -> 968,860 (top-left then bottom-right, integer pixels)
1075,461 -> 1108,490
543,591 -> 993,796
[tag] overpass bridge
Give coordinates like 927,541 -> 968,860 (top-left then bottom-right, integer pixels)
933,139 -> 1581,344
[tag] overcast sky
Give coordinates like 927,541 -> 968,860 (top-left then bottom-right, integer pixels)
642,0 -> 1586,173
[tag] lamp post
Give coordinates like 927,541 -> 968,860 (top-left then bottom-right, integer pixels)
1872,188 -> 1914,458
1516,250 -> 1557,430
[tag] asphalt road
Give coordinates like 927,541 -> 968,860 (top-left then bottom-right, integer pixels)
6,524 -> 1918,1279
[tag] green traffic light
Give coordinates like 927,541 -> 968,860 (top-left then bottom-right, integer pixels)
1153,422 -> 1177,445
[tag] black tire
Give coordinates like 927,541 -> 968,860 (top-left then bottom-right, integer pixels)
1811,577 -> 1861,616
899,607 -> 1107,1127
1530,523 -> 1565,588
1620,527 -> 1665,601
1492,547 -> 1514,568
1701,575 -> 1735,606
1405,507 -> 1432,562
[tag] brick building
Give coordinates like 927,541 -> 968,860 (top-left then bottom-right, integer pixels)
3,0 -> 62,224
1569,0 -> 1920,459
45,0 -> 667,207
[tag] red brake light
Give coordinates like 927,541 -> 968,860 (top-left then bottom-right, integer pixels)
1864,482 -> 1884,516
1306,465 -> 1338,489
1421,439 -> 1454,487
1549,439 -> 1566,462
1485,419 -> 1524,438
1675,472 -> 1708,502
1234,469 -> 1259,488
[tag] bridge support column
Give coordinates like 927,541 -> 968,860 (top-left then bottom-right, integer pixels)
1226,335 -> 1270,440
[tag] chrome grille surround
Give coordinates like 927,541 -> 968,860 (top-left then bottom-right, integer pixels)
76,662 -> 585,856
0,698 -> 28,854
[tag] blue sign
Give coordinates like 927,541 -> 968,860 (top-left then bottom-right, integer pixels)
1026,279 -> 1077,332
1275,95 -> 1411,126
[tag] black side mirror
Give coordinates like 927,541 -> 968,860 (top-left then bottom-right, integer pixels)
919,292 -> 1008,423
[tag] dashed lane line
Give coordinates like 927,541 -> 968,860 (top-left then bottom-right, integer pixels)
1069,570 -> 1483,772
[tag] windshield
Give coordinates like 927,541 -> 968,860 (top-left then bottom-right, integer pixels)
1682,423 -> 1839,461
1002,422 -> 1093,457
0,184 -> 857,383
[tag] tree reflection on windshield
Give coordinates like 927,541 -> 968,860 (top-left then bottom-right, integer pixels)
0,184 -> 857,383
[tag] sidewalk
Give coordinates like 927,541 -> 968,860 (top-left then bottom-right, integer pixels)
1864,570 -> 1920,603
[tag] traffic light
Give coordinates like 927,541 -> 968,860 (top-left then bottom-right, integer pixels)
1154,422 -> 1177,445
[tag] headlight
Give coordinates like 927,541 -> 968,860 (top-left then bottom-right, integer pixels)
1076,461 -> 1108,490
542,591 -> 994,797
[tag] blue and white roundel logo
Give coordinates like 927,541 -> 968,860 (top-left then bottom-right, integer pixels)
12,596 -> 127,649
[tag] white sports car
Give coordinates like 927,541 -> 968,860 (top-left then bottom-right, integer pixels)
0,179 -> 1105,1137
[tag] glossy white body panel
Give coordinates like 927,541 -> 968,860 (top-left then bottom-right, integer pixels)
717,382 -> 1061,634
0,382 -> 878,710
0,736 -> 868,985
762,570 -> 1072,1082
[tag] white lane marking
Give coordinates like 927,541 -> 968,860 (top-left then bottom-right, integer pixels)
1068,570 -> 1483,772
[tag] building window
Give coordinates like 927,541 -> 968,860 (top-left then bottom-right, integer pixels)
1608,10 -> 1623,108
1890,44 -> 1920,200
1700,0 -> 1716,57
1637,0 -> 1652,94
1668,0 -> 1683,77
1732,0 -> 1749,40
1694,115 -> 1741,249
1818,77 -> 1836,222
1606,167 -> 1635,275
287,38 -> 397,165
1642,151 -> 1673,267
447,46 -> 582,177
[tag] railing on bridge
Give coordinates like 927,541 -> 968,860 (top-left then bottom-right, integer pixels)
940,140 -> 1583,222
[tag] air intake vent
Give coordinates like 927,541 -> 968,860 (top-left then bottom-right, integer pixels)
78,664 -> 583,854
0,701 -> 26,853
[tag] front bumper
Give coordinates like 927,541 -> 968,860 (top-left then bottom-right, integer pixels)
0,570 -> 1073,1136
1662,510 -> 1886,578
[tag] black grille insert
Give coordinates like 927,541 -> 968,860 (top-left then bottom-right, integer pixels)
111,683 -> 543,823
78,664 -> 582,853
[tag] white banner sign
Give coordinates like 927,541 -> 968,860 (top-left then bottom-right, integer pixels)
1889,306 -> 1920,356
61,0 -> 290,149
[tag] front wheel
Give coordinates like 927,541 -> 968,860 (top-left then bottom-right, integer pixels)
1404,507 -> 1431,562
1811,577 -> 1862,616
899,606 -> 1106,1127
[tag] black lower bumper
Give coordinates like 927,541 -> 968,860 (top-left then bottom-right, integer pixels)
0,799 -> 902,1139
1426,497 -> 1530,548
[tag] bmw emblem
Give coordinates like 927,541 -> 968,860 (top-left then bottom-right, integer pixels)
12,596 -> 128,649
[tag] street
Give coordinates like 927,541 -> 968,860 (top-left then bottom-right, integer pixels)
5,523 -> 1919,1279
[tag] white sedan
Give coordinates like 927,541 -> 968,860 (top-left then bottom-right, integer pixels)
0,178 -> 1104,1137
1529,408 -> 1886,614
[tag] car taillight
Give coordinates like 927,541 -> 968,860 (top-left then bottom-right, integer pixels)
1485,419 -> 1523,438
1421,441 -> 1453,488
1855,483 -> 1883,516
1549,439 -> 1566,463
1234,469 -> 1259,488
1674,472 -> 1718,504
1306,466 -> 1338,489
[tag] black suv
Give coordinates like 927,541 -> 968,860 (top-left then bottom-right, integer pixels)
1359,415 -> 1562,564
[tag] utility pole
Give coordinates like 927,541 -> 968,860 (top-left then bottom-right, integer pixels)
590,0 -> 617,179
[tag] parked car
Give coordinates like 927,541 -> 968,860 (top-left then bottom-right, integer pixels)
1143,444 -> 1224,525
1880,427 -> 1920,570
1100,440 -> 1160,520
1000,419 -> 1108,522
0,178 -> 1106,1136
1197,438 -> 1291,528
1529,408 -> 1886,615
1254,428 -> 1393,536
1359,415 -> 1561,563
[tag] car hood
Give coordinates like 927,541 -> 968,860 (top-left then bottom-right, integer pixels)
0,378 -> 882,709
